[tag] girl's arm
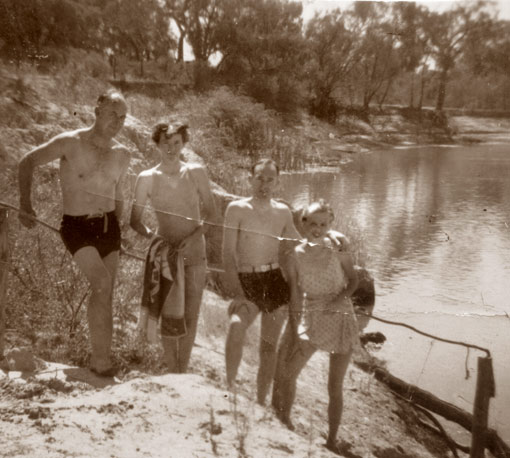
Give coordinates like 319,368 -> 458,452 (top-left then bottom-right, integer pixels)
338,251 -> 359,298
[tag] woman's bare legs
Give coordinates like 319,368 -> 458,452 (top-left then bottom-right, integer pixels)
272,324 -> 315,429
326,349 -> 353,449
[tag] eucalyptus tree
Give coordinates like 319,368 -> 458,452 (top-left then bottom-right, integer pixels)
349,1 -> 403,110
420,0 -> 495,111
214,0 -> 305,111
103,0 -> 174,77
164,0 -> 223,63
0,0 -> 90,63
305,8 -> 362,120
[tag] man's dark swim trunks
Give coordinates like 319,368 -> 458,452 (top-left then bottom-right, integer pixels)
60,211 -> 121,259
238,266 -> 290,313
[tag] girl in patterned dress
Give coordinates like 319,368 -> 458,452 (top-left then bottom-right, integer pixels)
272,200 -> 359,453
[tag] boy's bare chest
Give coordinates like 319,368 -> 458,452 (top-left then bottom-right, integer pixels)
151,172 -> 198,209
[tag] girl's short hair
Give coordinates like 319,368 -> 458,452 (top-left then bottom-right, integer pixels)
151,122 -> 189,144
301,199 -> 335,222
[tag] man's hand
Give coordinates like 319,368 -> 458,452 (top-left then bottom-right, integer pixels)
18,207 -> 36,229
328,230 -> 349,252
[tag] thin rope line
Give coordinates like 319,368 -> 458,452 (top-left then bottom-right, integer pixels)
0,200 -> 493,357
355,310 -> 491,357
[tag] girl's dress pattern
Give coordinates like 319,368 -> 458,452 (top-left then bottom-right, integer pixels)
295,241 -> 359,354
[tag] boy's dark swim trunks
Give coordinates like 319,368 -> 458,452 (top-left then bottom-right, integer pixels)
60,211 -> 121,259
238,268 -> 290,313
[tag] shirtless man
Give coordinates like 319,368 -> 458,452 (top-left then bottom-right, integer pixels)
18,91 -> 130,376
130,122 -> 217,373
223,158 -> 303,405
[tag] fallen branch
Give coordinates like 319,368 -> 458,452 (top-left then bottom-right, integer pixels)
355,361 -> 510,458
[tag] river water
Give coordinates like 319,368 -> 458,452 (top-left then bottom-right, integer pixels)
278,143 -> 510,442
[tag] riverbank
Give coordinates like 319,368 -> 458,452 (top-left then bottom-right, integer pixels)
2,290 -> 457,458
1,66 -> 509,457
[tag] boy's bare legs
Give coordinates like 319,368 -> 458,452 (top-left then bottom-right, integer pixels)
272,325 -> 315,429
73,247 -> 118,372
162,264 -> 206,373
225,302 -> 258,389
326,349 -> 353,449
256,306 -> 287,405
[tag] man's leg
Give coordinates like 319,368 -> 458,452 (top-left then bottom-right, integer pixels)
257,306 -> 287,405
327,349 -> 353,448
162,264 -> 206,373
72,247 -> 118,372
225,301 -> 258,389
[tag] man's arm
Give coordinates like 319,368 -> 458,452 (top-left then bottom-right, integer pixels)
328,230 -> 350,252
286,254 -> 302,332
192,166 -> 218,233
222,203 -> 245,298
114,149 -> 131,221
280,206 -> 303,256
338,251 -> 359,298
18,135 -> 69,228
129,171 -> 153,239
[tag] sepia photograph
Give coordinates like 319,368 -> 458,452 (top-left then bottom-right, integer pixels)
1,0 -> 509,456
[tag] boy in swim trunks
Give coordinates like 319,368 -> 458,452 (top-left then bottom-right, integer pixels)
223,158 -> 303,405
130,122 -> 217,373
18,91 -> 130,376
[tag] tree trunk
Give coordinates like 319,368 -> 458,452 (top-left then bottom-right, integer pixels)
178,33 -> 185,62
436,68 -> 449,111
409,72 -> 415,108
0,208 -> 9,360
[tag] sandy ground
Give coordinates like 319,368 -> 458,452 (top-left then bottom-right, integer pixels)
1,292 -> 460,458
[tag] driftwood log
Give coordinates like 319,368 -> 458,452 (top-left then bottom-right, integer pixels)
356,360 -> 510,458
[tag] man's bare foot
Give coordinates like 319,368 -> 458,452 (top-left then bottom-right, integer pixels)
325,439 -> 357,457
273,408 -> 295,431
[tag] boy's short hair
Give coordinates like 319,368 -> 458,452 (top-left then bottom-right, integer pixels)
151,122 -> 189,144
251,158 -> 280,176
302,199 -> 335,222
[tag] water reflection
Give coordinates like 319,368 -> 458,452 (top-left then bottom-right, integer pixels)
279,143 -> 510,439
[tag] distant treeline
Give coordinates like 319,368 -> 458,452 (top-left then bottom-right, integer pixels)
1,0 -> 509,119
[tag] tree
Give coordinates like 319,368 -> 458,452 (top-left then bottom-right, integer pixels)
421,1 -> 495,111
305,8 -> 361,120
215,0 -> 306,111
0,0 -> 89,63
165,0 -> 222,62
350,2 -> 402,110
103,0 -> 174,77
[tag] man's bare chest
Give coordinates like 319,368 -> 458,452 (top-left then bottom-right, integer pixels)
240,211 -> 285,239
62,148 -> 121,184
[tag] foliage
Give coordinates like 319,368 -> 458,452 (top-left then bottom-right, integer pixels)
103,0 -> 175,77
165,0 -> 222,63
0,0 -> 94,63
215,0 -> 306,113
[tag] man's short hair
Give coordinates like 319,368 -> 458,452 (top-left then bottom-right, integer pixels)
251,158 -> 280,176
151,122 -> 189,144
96,90 -> 126,108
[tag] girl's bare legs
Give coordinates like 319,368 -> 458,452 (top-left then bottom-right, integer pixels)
326,349 -> 353,449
